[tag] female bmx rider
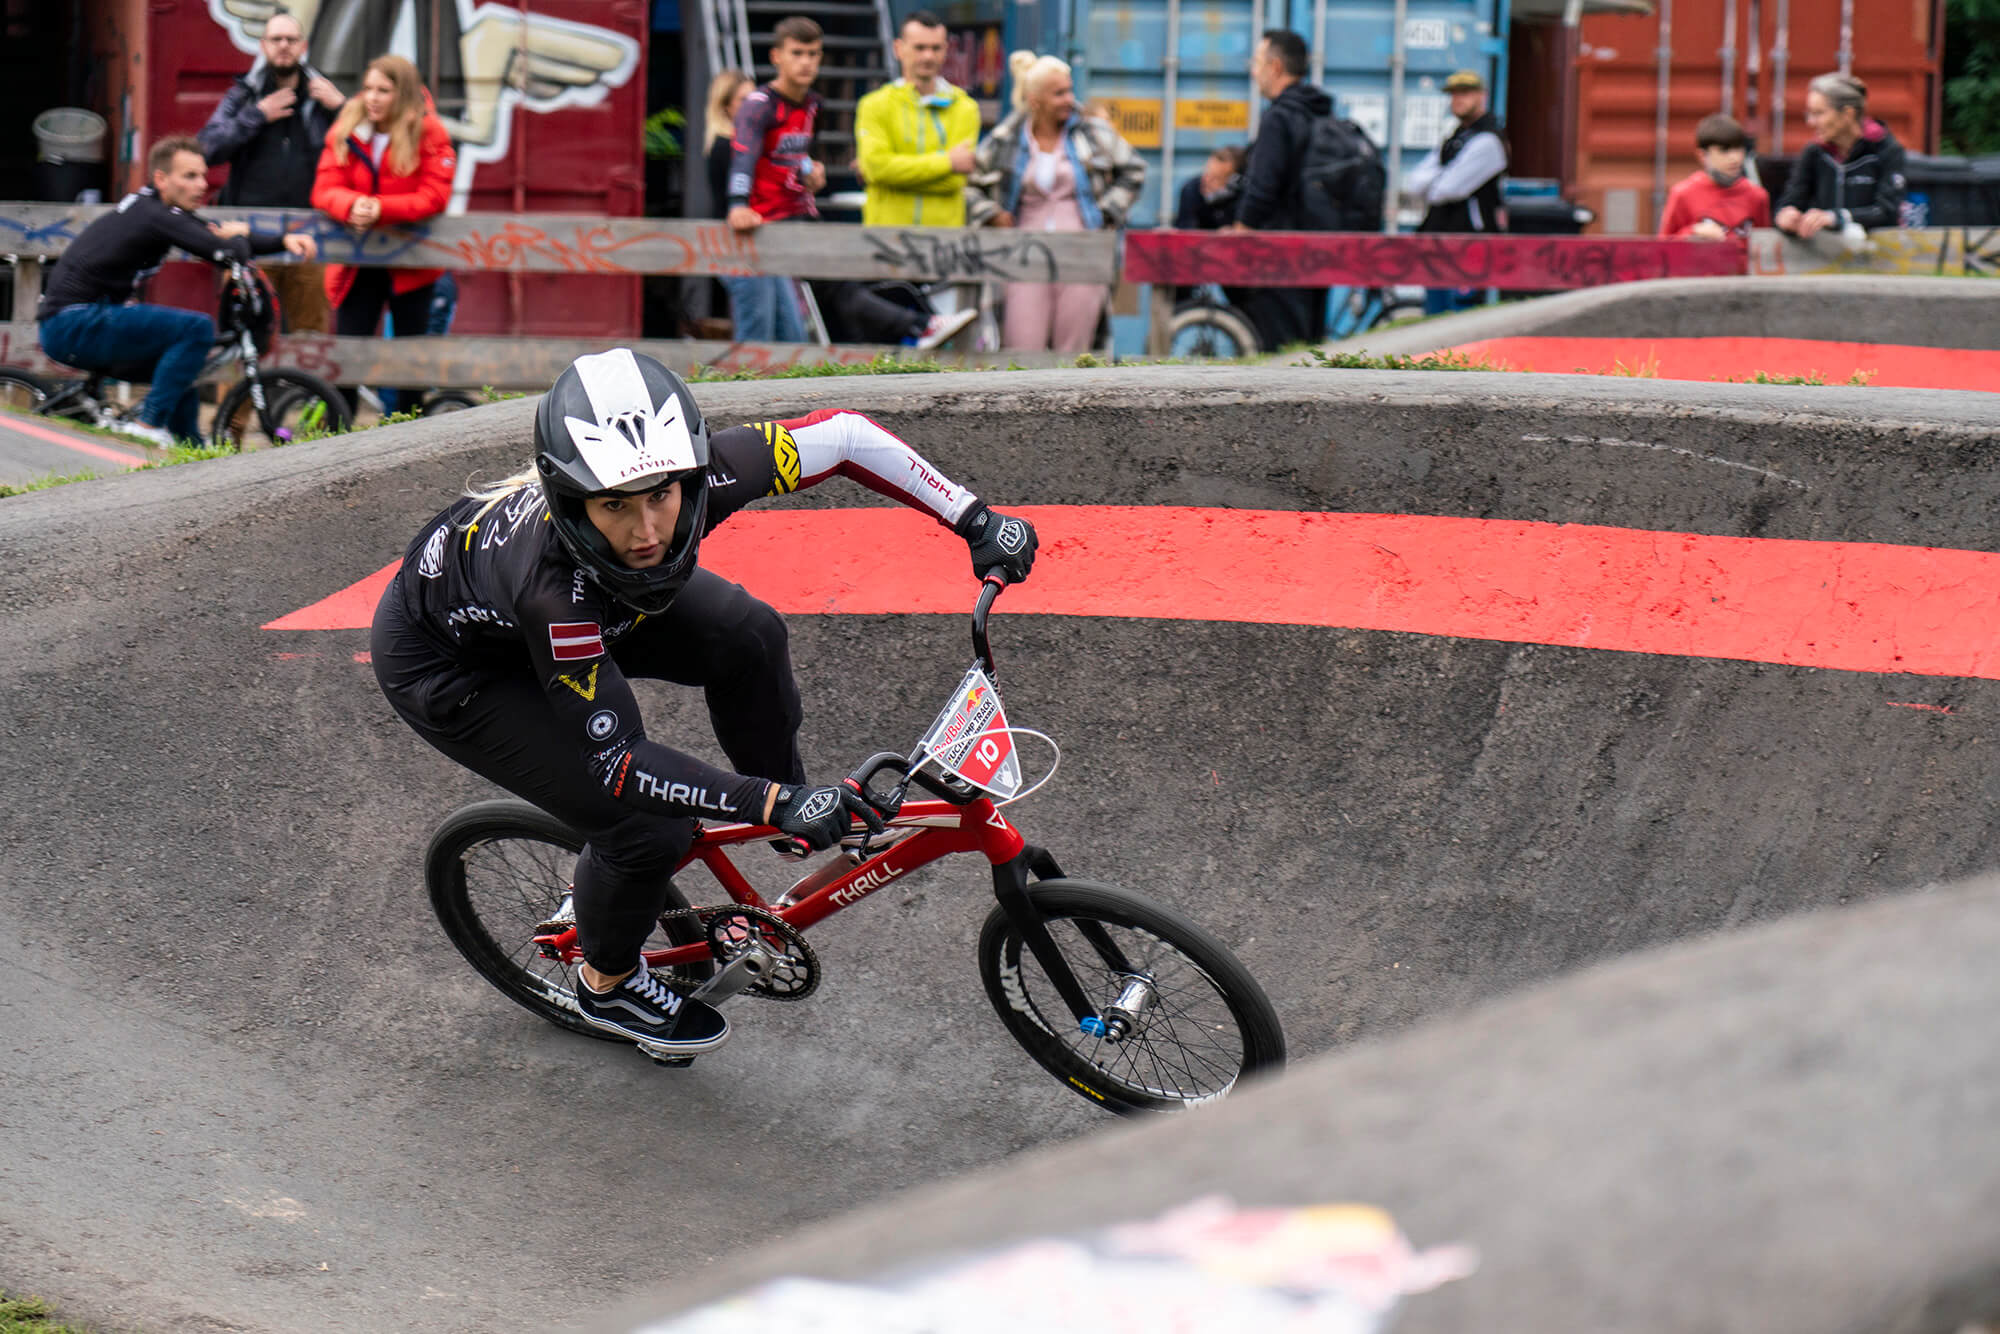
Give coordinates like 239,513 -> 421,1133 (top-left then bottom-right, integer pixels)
372,349 -> 1038,1057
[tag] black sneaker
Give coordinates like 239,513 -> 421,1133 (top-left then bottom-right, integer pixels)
573,963 -> 729,1055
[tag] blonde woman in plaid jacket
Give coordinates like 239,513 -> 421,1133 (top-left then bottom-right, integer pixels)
967,51 -> 1145,353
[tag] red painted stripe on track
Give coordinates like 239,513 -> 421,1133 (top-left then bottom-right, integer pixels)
264,506 -> 2000,680
0,414 -> 148,466
1448,335 -> 2000,392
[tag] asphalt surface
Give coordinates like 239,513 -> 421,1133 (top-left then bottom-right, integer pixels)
5,365 -> 2000,1332
0,409 -> 145,486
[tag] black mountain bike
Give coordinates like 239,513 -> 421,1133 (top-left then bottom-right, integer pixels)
0,262 -> 350,449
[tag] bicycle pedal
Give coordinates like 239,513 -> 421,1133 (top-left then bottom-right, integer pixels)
637,1044 -> 696,1068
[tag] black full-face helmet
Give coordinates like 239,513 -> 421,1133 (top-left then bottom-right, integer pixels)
534,349 -> 710,614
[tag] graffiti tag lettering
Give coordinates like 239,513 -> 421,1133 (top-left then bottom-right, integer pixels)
1124,232 -> 1744,290
863,230 -> 1060,284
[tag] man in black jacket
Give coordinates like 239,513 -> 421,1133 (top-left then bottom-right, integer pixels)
37,136 -> 316,447
1224,29 -> 1332,348
197,8 -> 344,332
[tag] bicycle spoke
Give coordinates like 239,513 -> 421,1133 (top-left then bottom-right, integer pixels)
1013,916 -> 1248,1102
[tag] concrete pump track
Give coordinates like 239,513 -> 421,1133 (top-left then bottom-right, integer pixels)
6,359 -> 2000,1333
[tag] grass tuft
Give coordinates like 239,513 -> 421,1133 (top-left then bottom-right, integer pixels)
1301,347 -> 1505,372
0,469 -> 101,499
0,1290 -> 94,1333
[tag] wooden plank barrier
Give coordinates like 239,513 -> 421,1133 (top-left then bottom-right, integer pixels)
0,205 -> 1120,285
6,200 -> 1980,385
0,321 -> 1075,388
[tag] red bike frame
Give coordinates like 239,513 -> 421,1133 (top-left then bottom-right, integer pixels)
535,795 -> 1028,972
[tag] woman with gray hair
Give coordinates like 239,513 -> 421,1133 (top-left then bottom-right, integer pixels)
967,50 -> 1145,353
1774,73 -> 1907,240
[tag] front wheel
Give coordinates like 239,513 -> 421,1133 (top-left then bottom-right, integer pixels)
424,798 -> 711,1042
978,878 -> 1286,1114
1168,302 -> 1265,360
211,368 -> 352,449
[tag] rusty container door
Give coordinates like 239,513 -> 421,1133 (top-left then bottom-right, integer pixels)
1568,0 -> 1939,233
88,0 -> 647,339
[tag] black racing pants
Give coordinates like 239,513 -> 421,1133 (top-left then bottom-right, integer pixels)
373,568 -> 806,973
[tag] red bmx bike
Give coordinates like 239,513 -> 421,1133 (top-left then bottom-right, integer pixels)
423,579 -> 1286,1114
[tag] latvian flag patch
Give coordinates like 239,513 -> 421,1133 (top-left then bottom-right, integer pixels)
549,621 -> 605,661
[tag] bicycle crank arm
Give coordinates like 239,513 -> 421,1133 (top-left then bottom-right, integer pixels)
992,850 -> 1101,1032
686,949 -> 771,1005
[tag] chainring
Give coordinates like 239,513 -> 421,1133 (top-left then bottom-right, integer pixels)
668,903 -> 820,1001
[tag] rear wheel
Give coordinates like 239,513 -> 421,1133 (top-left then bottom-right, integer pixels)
424,799 -> 711,1041
0,368 -> 54,415
978,878 -> 1286,1114
211,368 -> 352,449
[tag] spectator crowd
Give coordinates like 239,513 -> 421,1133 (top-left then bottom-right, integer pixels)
32,0 -> 1922,436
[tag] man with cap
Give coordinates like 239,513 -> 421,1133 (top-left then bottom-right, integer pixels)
1403,69 -> 1509,314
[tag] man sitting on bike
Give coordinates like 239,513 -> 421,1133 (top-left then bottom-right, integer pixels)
36,134 -> 317,448
372,349 -> 1039,1056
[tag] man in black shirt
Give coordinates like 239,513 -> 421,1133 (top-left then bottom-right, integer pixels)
37,136 -> 316,447
197,7 -> 345,332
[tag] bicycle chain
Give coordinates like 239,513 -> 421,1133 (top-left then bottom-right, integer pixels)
652,903 -> 819,1002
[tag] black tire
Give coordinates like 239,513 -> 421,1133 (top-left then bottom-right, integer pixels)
423,798 -> 712,1041
977,878 -> 1286,1114
1167,302 -> 1265,359
421,390 -> 480,415
211,368 -> 352,449
0,367 -> 55,416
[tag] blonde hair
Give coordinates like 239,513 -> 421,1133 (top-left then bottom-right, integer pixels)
463,466 -> 539,510
1008,50 -> 1071,111
329,54 -> 429,176
705,69 -> 754,147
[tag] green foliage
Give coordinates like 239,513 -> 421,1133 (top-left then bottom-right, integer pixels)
1725,368 -> 1877,386
0,469 -> 100,498
1943,0 -> 2000,153
482,385 -> 528,401
687,352 -> 952,382
0,1290 -> 94,1333
645,107 -> 687,160
1301,347 -> 1504,372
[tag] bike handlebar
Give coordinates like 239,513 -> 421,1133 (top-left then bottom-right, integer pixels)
972,573 -> 1006,677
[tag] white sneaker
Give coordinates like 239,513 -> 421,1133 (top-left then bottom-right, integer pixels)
910,307 -> 978,351
110,419 -> 175,449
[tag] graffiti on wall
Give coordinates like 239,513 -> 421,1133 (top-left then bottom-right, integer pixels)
1123,232 -> 1745,290
209,0 -> 639,215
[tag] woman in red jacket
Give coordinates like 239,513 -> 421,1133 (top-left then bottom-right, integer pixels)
311,54 -> 455,407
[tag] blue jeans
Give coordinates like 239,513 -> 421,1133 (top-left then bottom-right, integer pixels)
39,302 -> 213,443
722,274 -> 804,342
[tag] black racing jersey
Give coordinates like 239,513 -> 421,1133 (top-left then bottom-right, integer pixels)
390,409 -> 982,822
38,187 -> 286,318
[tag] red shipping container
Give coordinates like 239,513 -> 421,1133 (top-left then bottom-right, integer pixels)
81,0 -> 649,338
1510,0 -> 1941,234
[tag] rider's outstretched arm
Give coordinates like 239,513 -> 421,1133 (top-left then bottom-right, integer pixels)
707,409 -> 1039,582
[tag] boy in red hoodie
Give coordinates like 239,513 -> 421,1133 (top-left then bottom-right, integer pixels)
1658,114 -> 1771,240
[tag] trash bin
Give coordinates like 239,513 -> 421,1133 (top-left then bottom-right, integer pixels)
1901,153 -> 2000,227
1504,179 -> 1595,234
32,107 -> 108,203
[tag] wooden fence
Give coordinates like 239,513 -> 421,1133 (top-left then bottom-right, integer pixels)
3,201 -> 1985,383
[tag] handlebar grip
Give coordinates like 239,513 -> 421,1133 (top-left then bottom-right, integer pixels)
845,753 -> 909,819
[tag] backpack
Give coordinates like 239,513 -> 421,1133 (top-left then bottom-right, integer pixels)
1297,116 -> 1386,232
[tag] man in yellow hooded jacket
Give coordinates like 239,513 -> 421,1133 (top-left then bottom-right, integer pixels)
855,10 -> 982,227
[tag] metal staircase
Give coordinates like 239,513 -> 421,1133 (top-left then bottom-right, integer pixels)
703,0 -> 894,204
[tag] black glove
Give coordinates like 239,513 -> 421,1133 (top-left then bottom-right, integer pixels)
770,780 -> 886,852
955,501 -> 1038,583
